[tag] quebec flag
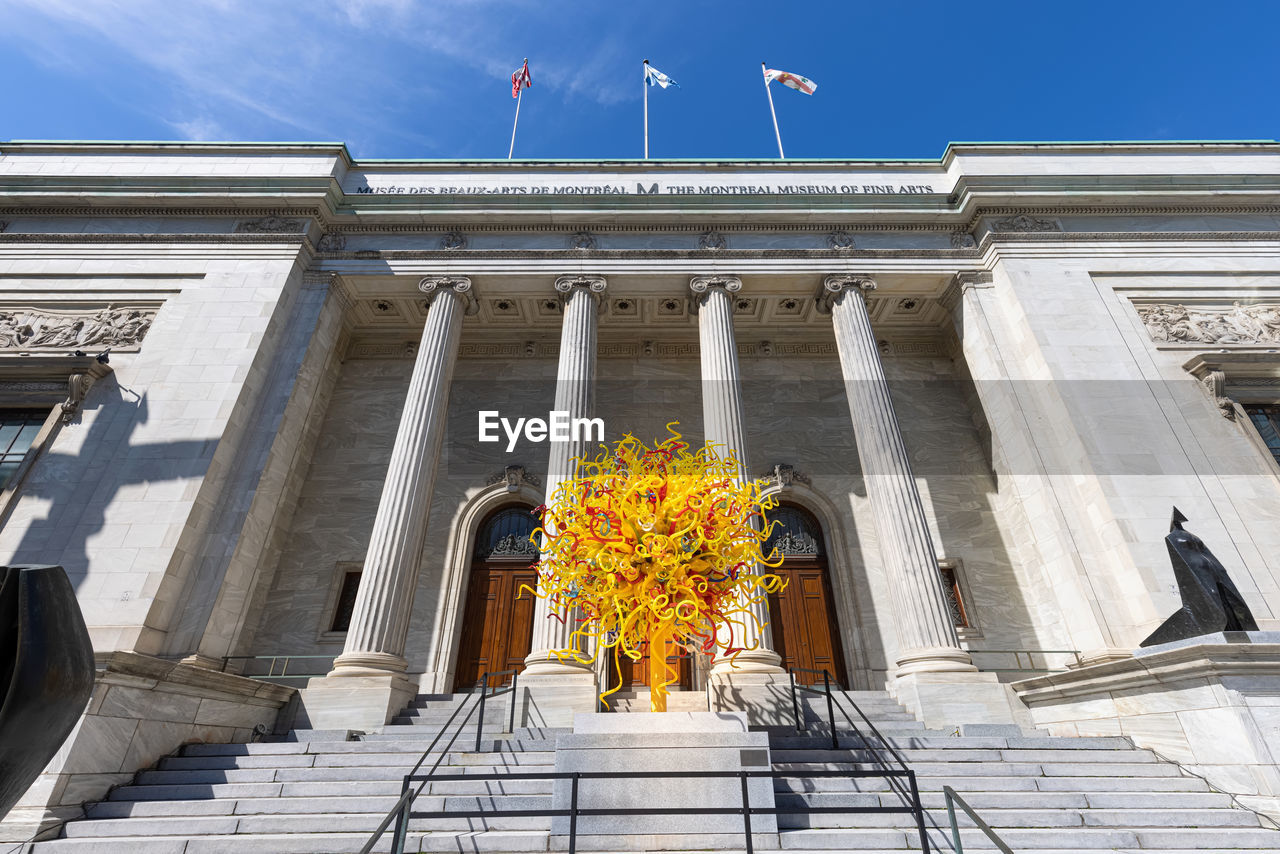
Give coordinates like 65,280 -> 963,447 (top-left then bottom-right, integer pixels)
644,64 -> 679,89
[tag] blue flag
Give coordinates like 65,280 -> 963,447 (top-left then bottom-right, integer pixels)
645,64 -> 679,89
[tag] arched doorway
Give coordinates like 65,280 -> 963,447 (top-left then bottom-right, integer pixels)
765,504 -> 849,687
453,505 -> 539,690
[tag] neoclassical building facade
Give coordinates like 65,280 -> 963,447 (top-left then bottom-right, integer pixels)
3,140 -> 1280,833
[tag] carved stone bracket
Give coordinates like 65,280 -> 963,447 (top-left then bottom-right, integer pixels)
62,363 -> 112,423
1202,370 -> 1238,420
235,216 -> 304,233
553,275 -> 608,311
816,274 -> 876,314
992,215 -> 1061,233
689,275 -> 742,313
760,463 -> 811,491
418,276 -> 478,315
486,464 -> 542,492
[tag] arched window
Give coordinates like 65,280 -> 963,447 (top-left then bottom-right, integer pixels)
764,504 -> 825,558
473,506 -> 539,561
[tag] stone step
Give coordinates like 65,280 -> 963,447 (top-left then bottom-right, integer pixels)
768,734 -> 1135,750
771,747 -> 1162,763
776,807 -> 1263,829
64,812 -> 555,837
182,739 -> 554,755
772,774 -> 1211,793
775,825 -> 1280,849
776,789 -> 1237,810
157,753 -> 554,772
87,794 -> 555,819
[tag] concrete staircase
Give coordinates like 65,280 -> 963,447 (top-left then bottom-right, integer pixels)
22,689 -> 1280,853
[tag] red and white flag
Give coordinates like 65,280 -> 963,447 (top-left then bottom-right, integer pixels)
511,59 -> 532,98
764,67 -> 817,95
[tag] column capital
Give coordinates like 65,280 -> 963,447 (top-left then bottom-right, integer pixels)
554,274 -> 608,309
817,274 -> 876,314
418,276 -> 478,315
689,275 -> 742,312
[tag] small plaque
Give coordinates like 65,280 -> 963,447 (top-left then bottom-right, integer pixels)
740,748 -> 769,767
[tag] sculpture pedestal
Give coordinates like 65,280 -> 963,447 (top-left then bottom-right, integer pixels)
550,711 -> 777,850
1014,636 -> 1280,822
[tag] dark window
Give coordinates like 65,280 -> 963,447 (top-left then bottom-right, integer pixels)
764,504 -> 824,558
330,571 -> 362,632
0,409 -> 47,491
1246,405 -> 1280,465
939,564 -> 970,628
473,506 -> 539,560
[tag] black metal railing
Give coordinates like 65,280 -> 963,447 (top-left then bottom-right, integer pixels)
358,668 -> 518,854
219,653 -> 335,680
968,648 -> 1082,675
789,667 -> 930,852
396,766 -> 927,854
944,786 -> 1014,853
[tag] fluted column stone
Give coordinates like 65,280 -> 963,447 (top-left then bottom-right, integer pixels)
524,275 -> 607,675
820,275 -> 975,676
329,276 -> 475,677
691,276 -> 783,674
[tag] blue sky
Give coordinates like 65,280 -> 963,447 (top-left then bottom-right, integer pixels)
0,0 -> 1275,161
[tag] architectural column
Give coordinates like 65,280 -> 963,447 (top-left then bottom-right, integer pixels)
819,275 -> 975,676
525,275 -> 606,676
690,275 -> 783,675
328,276 -> 475,677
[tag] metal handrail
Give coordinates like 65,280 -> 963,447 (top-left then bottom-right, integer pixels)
789,667 -> 928,852
403,767 -> 925,854
358,668 -> 519,854
944,786 -> 1015,853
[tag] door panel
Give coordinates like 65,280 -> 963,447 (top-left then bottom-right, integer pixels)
606,634 -> 691,693
454,564 -> 536,691
768,561 -> 848,687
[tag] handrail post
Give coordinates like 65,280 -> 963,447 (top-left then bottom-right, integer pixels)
569,772 -> 580,854
823,670 -> 837,750
739,770 -> 754,854
946,788 -> 961,854
476,678 -> 488,753
790,670 -> 802,732
508,670 -> 518,735
391,777 -> 410,854
910,770 -> 929,854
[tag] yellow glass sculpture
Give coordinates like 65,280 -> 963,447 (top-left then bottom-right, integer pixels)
526,423 -> 784,712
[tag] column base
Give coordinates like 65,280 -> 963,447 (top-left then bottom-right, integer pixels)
296,673 -> 417,732
707,668 -> 794,727
523,648 -> 595,678
328,650 -> 408,677
889,669 -> 1033,730
178,652 -> 225,671
893,645 -> 978,676
517,669 -> 598,728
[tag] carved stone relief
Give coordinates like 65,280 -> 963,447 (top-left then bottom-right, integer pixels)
950,232 -> 976,248
1137,303 -> 1280,345
316,233 -> 347,251
992,215 -> 1060,232
569,231 -> 597,250
0,221 -> 8,233
441,230 -> 467,250
486,464 -> 542,491
697,230 -> 727,250
827,230 -> 855,250
234,217 -> 304,233
0,307 -> 156,350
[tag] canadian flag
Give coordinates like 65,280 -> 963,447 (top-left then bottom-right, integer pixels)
511,59 -> 531,99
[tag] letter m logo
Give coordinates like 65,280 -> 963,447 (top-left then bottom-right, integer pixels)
636,182 -> 659,195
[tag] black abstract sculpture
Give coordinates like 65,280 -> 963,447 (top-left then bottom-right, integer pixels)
1139,509 -> 1259,648
0,565 -> 96,817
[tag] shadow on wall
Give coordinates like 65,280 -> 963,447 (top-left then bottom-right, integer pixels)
5,376 -> 219,604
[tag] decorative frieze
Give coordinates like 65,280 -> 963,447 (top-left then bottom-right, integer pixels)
316,233 -> 346,251
486,464 -> 542,491
950,232 -> 976,248
697,230 -> 727,250
0,306 -> 156,351
991,214 -> 1061,232
827,230 -> 855,250
440,230 -> 467,250
234,216 -> 304,233
1137,303 -> 1280,345
568,231 -> 597,250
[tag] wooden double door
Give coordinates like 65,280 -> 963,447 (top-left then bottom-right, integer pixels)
603,635 -> 693,693
453,561 -> 537,691
767,561 -> 849,687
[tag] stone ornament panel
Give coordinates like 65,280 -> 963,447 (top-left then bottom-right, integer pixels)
0,305 -> 158,352
346,335 -> 943,360
1137,302 -> 1280,345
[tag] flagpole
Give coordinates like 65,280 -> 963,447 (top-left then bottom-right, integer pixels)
508,58 -> 526,159
762,61 -> 784,159
643,59 -> 650,159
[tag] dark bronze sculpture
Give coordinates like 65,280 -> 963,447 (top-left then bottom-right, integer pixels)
1140,509 -> 1259,648
0,565 -> 96,817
